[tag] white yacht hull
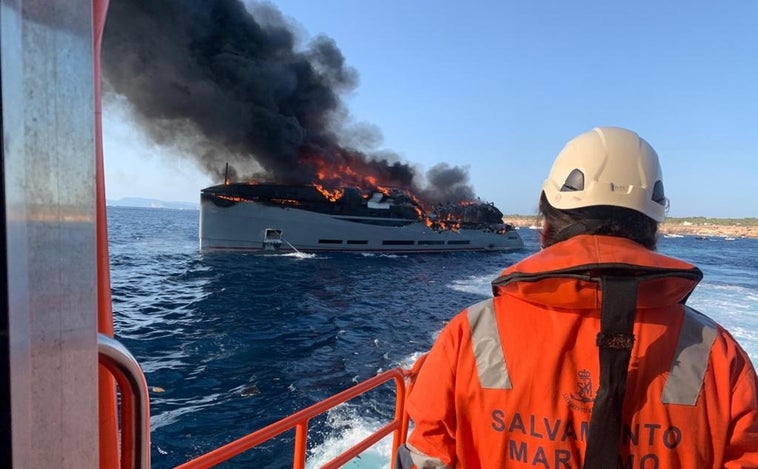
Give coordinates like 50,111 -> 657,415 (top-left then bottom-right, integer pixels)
200,197 -> 524,253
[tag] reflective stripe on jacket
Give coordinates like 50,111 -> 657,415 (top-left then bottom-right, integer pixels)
404,235 -> 758,468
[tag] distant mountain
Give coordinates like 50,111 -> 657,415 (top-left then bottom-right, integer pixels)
107,197 -> 198,210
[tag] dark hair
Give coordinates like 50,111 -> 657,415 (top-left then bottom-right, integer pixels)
538,192 -> 659,250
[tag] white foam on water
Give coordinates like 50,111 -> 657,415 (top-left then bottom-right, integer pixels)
357,253 -> 408,259
305,351 -> 427,469
396,351 -> 426,370
281,251 -> 318,259
149,391 -> 227,431
688,281 -> 758,363
448,273 -> 495,296
306,405 -> 394,469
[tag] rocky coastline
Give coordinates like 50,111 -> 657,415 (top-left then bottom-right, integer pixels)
506,216 -> 758,239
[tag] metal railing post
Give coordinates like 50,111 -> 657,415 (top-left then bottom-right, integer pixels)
98,333 -> 151,469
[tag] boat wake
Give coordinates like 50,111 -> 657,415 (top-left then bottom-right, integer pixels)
306,352 -> 426,468
306,406 -> 393,468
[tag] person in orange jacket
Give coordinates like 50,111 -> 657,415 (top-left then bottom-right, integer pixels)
397,127 -> 758,468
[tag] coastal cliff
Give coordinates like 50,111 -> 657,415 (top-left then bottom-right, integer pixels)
506,216 -> 758,239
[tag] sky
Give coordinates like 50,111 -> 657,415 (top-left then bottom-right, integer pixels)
102,0 -> 758,218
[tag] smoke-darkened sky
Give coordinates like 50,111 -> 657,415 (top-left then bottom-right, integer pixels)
102,0 -> 475,204
103,1 -> 757,218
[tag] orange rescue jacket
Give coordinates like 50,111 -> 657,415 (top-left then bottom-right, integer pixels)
404,235 -> 758,468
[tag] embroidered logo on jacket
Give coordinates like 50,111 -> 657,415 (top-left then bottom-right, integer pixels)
562,369 -> 595,413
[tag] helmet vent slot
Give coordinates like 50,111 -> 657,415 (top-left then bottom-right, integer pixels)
560,169 -> 585,192
652,180 -> 666,205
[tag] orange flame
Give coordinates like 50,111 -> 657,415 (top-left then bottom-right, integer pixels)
313,184 -> 344,202
304,151 -> 394,193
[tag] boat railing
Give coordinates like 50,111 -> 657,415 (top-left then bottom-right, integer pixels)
176,361 -> 427,469
98,333 -> 152,469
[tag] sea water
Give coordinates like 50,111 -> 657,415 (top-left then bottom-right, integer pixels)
107,207 -> 758,468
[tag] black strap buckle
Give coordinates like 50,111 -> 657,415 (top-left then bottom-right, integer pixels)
596,332 -> 635,350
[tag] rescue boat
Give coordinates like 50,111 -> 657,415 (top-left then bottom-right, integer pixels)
0,1 -> 426,467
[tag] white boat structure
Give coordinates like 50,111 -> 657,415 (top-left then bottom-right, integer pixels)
200,183 -> 524,252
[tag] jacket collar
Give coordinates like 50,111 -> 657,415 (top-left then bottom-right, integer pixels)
491,235 -> 702,310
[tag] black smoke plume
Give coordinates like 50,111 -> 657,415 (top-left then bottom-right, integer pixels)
102,0 -> 476,205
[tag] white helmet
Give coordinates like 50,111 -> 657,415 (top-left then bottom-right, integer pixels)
542,127 -> 668,222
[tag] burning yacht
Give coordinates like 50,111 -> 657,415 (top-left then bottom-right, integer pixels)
199,183 -> 524,252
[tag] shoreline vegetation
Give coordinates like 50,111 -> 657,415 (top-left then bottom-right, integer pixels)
505,216 -> 758,240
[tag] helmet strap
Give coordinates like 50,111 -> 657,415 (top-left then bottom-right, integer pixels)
553,219 -> 607,243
